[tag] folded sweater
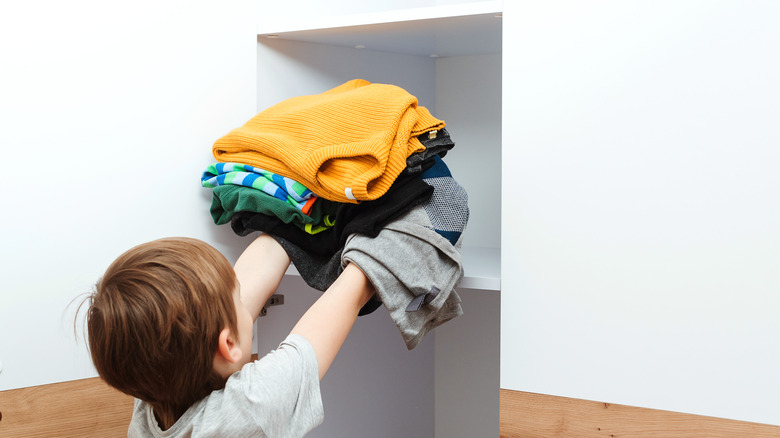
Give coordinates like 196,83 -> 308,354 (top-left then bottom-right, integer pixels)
212,79 -> 445,203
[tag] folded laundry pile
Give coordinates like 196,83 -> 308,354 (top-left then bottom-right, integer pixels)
202,79 -> 469,350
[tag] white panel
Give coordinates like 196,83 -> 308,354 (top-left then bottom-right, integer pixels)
257,0 -> 498,31
434,288 -> 500,438
435,54 -> 502,250
433,54 -> 501,438
257,38 -> 435,111
256,277 -> 434,438
258,12 -> 501,59
0,0 -> 256,390
502,0 -> 780,425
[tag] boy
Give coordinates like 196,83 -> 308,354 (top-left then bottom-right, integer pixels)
83,233 -> 375,437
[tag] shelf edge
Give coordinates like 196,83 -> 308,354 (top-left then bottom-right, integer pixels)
258,0 -> 502,35
283,247 -> 501,292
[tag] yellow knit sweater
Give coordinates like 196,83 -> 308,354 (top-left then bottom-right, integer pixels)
212,79 -> 445,203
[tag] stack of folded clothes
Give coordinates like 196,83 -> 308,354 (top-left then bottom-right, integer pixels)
202,79 -> 469,350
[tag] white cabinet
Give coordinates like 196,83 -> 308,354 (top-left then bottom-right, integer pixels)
252,2 -> 502,437
254,2 -> 502,286
260,0 -> 780,433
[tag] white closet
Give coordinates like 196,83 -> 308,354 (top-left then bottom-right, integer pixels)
258,0 -> 780,433
252,2 -> 502,437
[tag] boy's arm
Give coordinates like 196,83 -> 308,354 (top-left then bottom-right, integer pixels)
233,233 -> 291,320
290,262 -> 375,380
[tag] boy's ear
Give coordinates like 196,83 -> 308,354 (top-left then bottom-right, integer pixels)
216,327 -> 242,364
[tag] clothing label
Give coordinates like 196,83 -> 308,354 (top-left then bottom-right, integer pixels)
345,187 -> 356,200
405,286 -> 441,312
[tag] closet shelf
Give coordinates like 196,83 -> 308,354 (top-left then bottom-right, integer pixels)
460,246 -> 501,291
257,1 -> 502,58
284,246 -> 500,291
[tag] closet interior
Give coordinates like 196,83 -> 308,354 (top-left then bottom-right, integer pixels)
249,2 -> 502,437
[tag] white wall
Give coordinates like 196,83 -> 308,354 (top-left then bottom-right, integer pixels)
502,0 -> 780,426
0,0 -> 256,390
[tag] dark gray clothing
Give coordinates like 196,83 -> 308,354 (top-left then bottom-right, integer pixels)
405,128 -> 456,174
272,235 -> 382,316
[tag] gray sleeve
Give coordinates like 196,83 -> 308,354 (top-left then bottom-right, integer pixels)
199,334 -> 324,438
124,335 -> 322,438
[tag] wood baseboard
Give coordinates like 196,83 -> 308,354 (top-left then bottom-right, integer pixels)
0,377 -> 133,438
500,389 -> 780,438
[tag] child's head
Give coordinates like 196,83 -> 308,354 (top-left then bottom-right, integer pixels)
84,237 -> 241,418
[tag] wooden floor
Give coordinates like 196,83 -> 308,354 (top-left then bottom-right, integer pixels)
0,354 -> 261,437
501,389 -> 780,438
0,377 -> 133,438
4,378 -> 780,437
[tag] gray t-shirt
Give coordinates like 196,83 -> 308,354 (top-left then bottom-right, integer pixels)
127,334 -> 323,438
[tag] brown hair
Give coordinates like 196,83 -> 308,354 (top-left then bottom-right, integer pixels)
84,237 -> 238,428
